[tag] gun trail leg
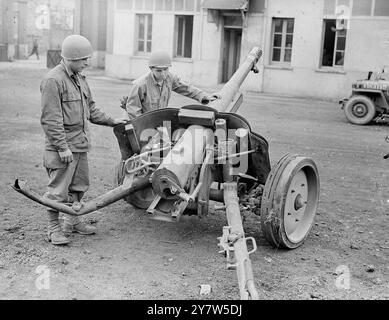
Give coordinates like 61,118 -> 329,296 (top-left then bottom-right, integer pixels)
221,182 -> 259,300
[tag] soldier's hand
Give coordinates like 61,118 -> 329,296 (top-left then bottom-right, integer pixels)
201,92 -> 221,104
112,118 -> 128,125
58,149 -> 73,164
119,96 -> 128,110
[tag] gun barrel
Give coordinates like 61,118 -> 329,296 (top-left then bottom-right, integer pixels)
208,47 -> 262,113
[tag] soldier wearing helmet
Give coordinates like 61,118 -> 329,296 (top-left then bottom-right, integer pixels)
121,50 -> 220,119
40,35 -> 127,245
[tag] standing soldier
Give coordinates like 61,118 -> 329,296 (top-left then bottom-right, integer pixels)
40,35 -> 127,245
121,51 -> 220,119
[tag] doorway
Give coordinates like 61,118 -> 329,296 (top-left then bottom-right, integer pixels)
221,17 -> 242,83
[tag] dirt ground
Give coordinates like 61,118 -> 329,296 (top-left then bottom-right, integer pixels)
0,58 -> 388,300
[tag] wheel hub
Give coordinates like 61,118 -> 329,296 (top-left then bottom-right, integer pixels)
284,170 -> 311,242
352,103 -> 368,117
294,194 -> 305,211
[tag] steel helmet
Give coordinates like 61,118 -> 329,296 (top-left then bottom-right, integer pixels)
61,35 -> 93,60
148,51 -> 172,68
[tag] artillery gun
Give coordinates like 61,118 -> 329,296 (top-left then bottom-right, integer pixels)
13,47 -> 320,300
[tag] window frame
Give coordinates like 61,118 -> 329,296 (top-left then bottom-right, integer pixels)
174,14 -> 194,59
333,28 -> 346,66
270,17 -> 294,66
135,13 -> 153,55
320,18 -> 347,69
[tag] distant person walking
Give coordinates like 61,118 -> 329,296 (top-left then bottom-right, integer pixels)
28,38 -> 39,60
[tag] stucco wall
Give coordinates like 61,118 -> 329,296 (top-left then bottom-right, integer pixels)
106,0 -> 389,100
346,18 -> 389,71
241,13 -> 265,92
261,0 -> 389,100
107,5 -> 269,91
262,0 -> 331,98
191,11 -> 222,87
107,9 -> 222,86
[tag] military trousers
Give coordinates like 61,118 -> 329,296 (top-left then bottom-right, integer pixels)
43,151 -> 89,204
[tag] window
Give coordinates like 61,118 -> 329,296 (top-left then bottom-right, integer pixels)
165,0 -> 173,10
145,0 -> 153,10
186,0 -> 194,11
175,0 -> 184,11
135,0 -> 143,10
352,0 -> 372,16
271,18 -> 294,64
321,19 -> 347,67
323,0 -> 336,15
338,0 -> 350,7
136,14 -> 152,53
117,0 -> 132,10
155,0 -> 164,10
374,0 -> 389,16
196,0 -> 201,12
146,0 -> 198,12
174,15 -> 193,58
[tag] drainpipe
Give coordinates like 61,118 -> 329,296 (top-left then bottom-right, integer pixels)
199,0 -> 204,60
260,0 -> 269,92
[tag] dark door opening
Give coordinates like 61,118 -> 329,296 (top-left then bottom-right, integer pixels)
222,28 -> 242,83
322,20 -> 335,67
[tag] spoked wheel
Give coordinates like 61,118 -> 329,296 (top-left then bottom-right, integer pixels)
260,154 -> 320,249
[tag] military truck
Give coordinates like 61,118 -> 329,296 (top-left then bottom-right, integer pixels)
340,67 -> 389,125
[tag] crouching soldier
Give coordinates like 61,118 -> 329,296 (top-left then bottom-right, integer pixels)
41,35 -> 127,245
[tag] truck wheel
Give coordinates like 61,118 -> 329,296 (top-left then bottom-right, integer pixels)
344,95 -> 376,125
260,154 -> 320,249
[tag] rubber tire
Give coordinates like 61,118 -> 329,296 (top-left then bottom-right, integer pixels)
260,154 -> 320,249
343,95 -> 376,125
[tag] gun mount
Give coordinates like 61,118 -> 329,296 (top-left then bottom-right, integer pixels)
12,47 -> 320,300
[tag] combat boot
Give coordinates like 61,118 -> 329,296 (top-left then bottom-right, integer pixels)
47,210 -> 70,245
63,214 -> 97,236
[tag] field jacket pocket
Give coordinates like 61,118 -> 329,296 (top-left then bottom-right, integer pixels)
62,91 -> 82,125
43,150 -> 67,169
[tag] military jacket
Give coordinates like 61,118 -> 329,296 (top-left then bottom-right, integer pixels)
125,71 -> 207,119
40,60 -> 115,153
